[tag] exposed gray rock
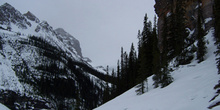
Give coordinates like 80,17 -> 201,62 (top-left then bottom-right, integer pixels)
24,11 -> 40,23
55,28 -> 83,57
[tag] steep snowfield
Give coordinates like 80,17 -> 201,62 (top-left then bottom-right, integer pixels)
95,30 -> 220,110
0,54 -> 24,93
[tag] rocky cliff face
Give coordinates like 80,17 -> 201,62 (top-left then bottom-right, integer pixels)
55,28 -> 82,57
155,0 -> 214,39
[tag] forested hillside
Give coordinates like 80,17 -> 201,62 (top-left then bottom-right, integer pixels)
96,0 -> 220,109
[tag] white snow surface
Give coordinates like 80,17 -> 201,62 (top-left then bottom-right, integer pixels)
205,17 -> 213,24
95,30 -> 220,110
0,103 -> 9,110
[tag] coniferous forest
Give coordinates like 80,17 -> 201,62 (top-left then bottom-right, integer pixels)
102,0 -> 219,106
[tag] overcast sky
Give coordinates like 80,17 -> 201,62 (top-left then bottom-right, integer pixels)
0,0 -> 156,68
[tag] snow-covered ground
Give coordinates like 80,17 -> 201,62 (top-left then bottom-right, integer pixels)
0,103 -> 9,110
94,30 -> 220,110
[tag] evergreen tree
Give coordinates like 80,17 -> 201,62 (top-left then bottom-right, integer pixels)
116,60 -> 121,95
103,66 -> 110,103
167,0 -> 177,60
196,0 -> 207,63
135,14 -> 149,95
123,52 -> 129,90
128,43 -> 137,87
152,15 -> 162,88
214,0 -> 220,74
160,15 -> 173,87
152,15 -> 173,88
135,79 -> 147,95
137,30 -> 142,52
175,0 -> 190,65
110,69 -> 117,98
136,14 -> 153,95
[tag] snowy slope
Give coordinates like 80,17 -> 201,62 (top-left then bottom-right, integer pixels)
94,30 -> 220,110
0,103 -> 9,110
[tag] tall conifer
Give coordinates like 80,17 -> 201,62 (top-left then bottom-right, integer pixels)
174,0 -> 191,65
152,15 -> 162,88
128,43 -> 137,87
136,14 -> 150,95
196,0 -> 207,63
214,0 -> 220,74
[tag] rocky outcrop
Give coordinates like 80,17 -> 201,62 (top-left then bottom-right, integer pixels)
155,0 -> 214,39
55,28 -> 83,57
0,3 -> 31,29
24,11 -> 40,23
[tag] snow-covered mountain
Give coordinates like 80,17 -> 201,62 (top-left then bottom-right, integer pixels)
0,3 -> 109,109
94,29 -> 220,110
0,3 -> 84,61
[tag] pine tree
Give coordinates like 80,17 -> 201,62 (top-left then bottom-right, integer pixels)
175,0 -> 190,66
120,47 -> 124,77
152,15 -> 173,88
214,0 -> 220,74
136,14 -> 153,95
152,15 -> 162,88
196,0 -> 207,63
160,16 -> 173,87
128,43 -> 137,87
123,52 -> 129,90
167,0 -> 177,60
116,60 -> 121,95
103,66 -> 110,103
110,69 -> 117,98
137,30 -> 142,52
135,80 -> 147,95
136,14 -> 149,95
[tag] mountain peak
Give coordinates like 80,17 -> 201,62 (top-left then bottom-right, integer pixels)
24,11 -> 40,23
55,28 -> 83,57
1,2 -> 14,9
55,28 -> 65,32
0,2 -> 30,29
55,28 -> 71,37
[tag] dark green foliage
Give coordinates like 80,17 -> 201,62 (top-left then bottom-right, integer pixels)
128,43 -> 138,87
174,0 -> 191,66
165,0 -> 192,66
214,0 -> 220,74
196,1 -> 207,63
136,14 -> 152,95
152,15 -> 162,88
103,66 -> 110,103
153,15 -> 173,88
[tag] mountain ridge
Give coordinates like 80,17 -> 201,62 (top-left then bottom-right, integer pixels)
0,3 -> 108,109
